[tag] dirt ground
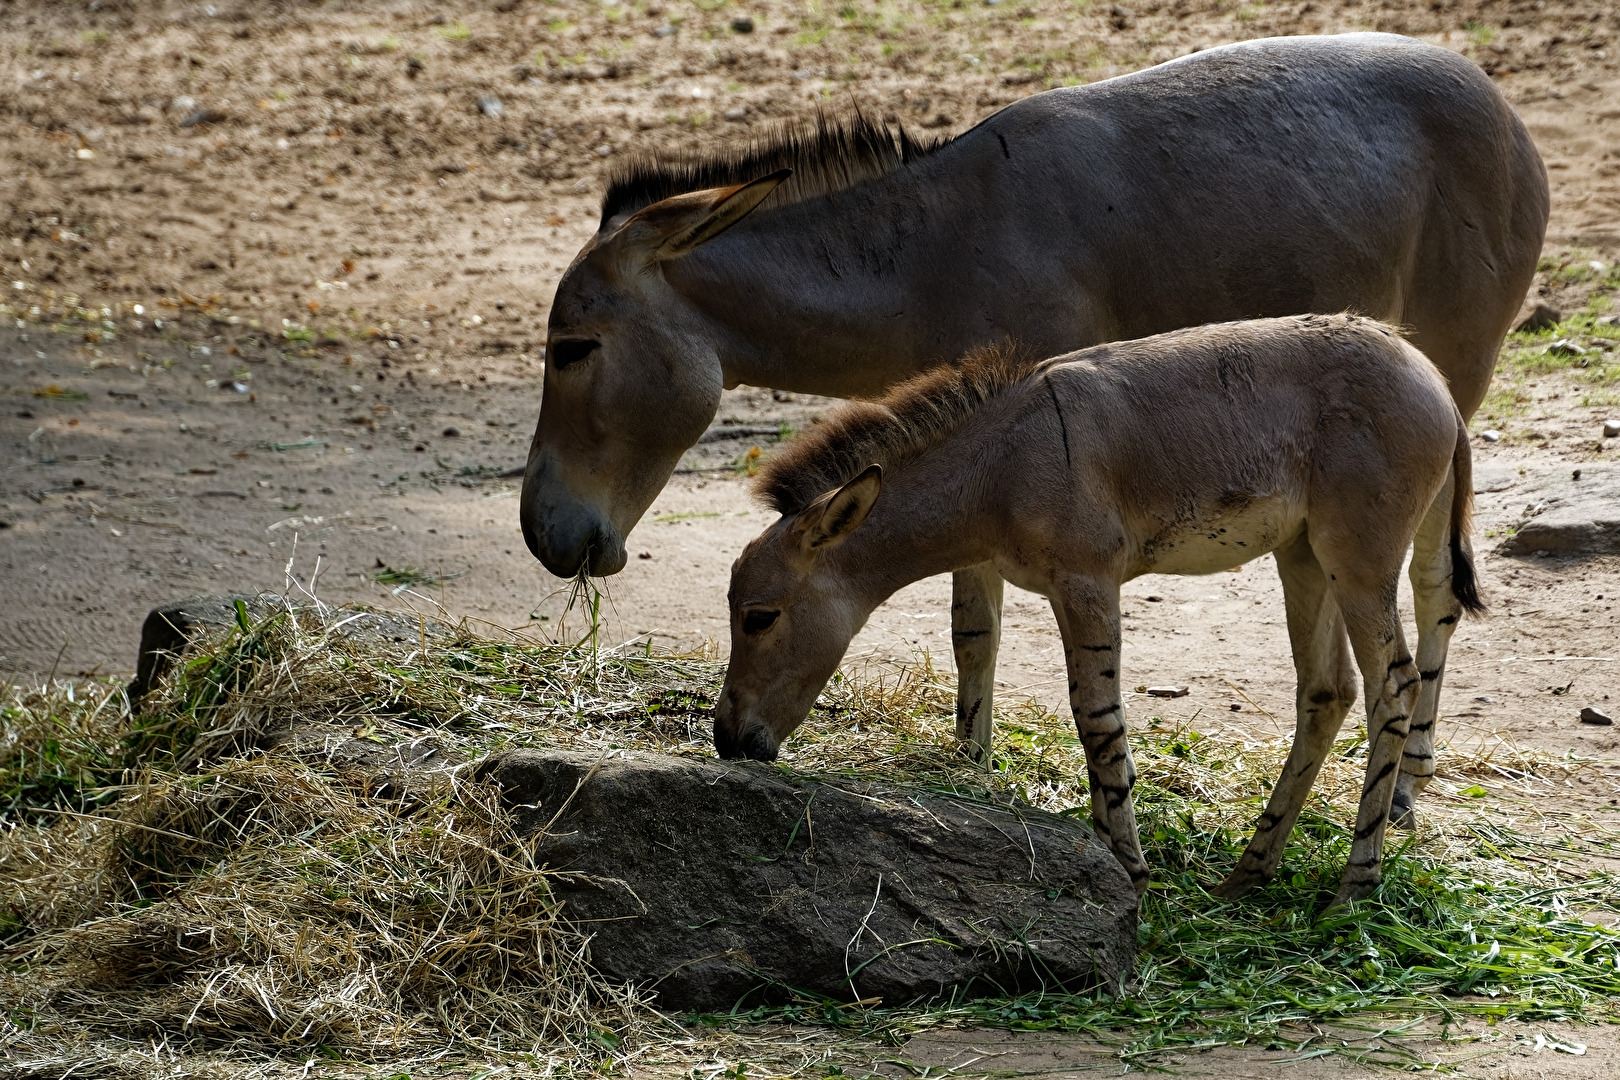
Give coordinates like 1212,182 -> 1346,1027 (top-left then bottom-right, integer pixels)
3,0 -> 1620,1074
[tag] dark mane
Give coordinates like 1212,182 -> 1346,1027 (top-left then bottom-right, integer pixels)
601,110 -> 950,224
756,345 -> 1043,516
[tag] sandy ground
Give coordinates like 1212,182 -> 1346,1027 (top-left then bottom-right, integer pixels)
3,0 -> 1620,1075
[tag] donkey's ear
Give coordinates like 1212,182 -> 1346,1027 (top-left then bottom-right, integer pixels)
618,170 -> 791,264
800,465 -> 882,552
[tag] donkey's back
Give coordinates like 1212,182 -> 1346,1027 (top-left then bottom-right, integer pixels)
926,33 -> 1545,418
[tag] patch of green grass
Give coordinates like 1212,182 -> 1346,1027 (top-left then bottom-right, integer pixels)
1466,20 -> 1496,47
370,562 -> 465,594
437,21 -> 472,41
0,684 -> 125,820
655,510 -> 723,523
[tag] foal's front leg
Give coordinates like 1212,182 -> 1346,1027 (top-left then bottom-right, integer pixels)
951,564 -> 1004,761
1051,574 -> 1149,895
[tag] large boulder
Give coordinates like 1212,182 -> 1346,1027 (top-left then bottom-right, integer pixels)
1475,462 -> 1620,556
479,749 -> 1137,1011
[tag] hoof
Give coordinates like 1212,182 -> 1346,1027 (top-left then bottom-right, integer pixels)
1329,880 -> 1376,909
1211,871 -> 1266,900
956,738 -> 990,765
1387,792 -> 1417,831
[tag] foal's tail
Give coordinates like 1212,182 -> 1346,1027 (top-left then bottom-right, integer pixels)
1448,409 -> 1486,615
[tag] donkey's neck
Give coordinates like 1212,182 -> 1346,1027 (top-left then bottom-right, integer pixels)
663,167 -> 981,398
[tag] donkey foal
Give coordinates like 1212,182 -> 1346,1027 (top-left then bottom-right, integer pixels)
715,315 -> 1482,906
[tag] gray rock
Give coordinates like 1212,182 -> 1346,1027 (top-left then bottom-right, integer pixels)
128,595 -> 444,702
1516,302 -> 1562,332
479,749 -> 1137,1010
179,107 -> 227,128
1474,463 -> 1620,556
1604,419 -> 1619,439
1581,707 -> 1614,727
477,95 -> 504,118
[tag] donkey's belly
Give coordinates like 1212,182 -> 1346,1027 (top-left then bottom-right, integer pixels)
1128,500 -> 1302,578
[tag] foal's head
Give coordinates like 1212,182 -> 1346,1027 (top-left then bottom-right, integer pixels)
715,466 -> 882,761
715,344 -> 1040,760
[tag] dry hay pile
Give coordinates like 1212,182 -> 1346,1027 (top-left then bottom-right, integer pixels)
2,598 -> 1620,1077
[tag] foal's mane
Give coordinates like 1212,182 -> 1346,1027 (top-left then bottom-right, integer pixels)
757,345 -> 1042,515
601,110 -> 951,224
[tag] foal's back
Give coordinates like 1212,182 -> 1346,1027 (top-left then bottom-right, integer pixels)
980,316 -> 1459,579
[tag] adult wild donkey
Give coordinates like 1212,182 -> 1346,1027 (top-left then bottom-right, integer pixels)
715,316 -> 1482,906
523,33 -> 1546,823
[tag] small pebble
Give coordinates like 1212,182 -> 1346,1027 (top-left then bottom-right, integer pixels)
1480,429 -> 1502,442
1604,419 -> 1619,438
730,16 -> 754,31
1475,695 -> 1493,704
653,23 -> 677,36
1580,706 -> 1614,727
442,426 -> 460,437
1229,702 -> 1242,711
723,107 -> 748,121
638,552 -> 653,560
1146,686 -> 1189,698
478,95 -> 504,118
180,107 -> 227,128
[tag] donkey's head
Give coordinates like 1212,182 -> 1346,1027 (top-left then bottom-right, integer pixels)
521,171 -> 788,577
715,465 -> 882,760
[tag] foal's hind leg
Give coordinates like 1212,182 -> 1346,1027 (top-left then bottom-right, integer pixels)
951,564 -> 1004,761
1334,587 -> 1425,907
1213,536 -> 1358,899
1390,483 -> 1464,829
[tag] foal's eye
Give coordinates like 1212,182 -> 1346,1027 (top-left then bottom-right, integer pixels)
547,338 -> 600,371
742,609 -> 780,635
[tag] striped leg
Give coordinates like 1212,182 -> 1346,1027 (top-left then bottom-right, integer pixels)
1390,486 -> 1463,829
1051,575 -> 1149,895
951,564 -> 1003,762
1334,589 -> 1424,907
1214,536 -> 1358,898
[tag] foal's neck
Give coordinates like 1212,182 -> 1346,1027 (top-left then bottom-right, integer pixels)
829,458 -> 998,609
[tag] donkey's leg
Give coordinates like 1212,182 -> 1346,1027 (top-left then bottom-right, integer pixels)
951,564 -> 1004,761
1213,536 -> 1358,899
1050,573 -> 1149,895
1390,481 -> 1462,829
1333,589 -> 1424,907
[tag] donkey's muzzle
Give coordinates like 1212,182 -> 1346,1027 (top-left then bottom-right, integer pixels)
520,456 -> 627,577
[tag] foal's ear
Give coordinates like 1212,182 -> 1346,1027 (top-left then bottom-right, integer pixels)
800,465 -> 882,552
619,170 -> 791,264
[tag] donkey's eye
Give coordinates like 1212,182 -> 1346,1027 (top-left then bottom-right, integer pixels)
742,609 -> 780,635
548,338 -> 600,371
